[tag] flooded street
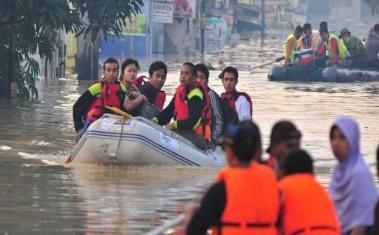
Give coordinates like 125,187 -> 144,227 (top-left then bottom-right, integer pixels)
0,37 -> 379,233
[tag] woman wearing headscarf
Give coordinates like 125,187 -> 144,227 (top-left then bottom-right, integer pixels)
329,116 -> 377,235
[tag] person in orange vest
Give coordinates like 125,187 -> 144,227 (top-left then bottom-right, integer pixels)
153,62 -> 211,150
279,149 -> 341,235
220,66 -> 252,128
298,23 -> 313,50
73,57 -> 127,139
195,63 -> 224,144
266,120 -> 302,179
284,26 -> 303,64
186,120 -> 280,235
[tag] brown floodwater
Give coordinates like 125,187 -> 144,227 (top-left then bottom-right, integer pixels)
0,36 -> 378,233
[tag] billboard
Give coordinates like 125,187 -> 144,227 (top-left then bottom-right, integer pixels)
152,0 -> 174,23
205,17 -> 223,51
173,0 -> 196,18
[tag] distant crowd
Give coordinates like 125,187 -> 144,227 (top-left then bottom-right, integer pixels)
285,21 -> 379,69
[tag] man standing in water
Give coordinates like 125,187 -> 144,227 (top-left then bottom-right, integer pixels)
220,66 -> 252,127
266,120 -> 302,179
73,57 -> 127,139
186,121 -> 280,234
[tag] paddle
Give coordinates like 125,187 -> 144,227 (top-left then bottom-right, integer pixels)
105,106 -> 133,119
145,213 -> 185,235
250,56 -> 285,70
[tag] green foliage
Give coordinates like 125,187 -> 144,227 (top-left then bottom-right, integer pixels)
0,0 -> 143,98
71,0 -> 144,41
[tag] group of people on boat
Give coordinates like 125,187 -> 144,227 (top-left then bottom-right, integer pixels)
73,57 -> 252,149
285,21 -> 379,69
71,55 -> 379,235
186,117 -> 379,235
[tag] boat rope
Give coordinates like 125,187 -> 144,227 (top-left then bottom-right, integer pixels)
114,117 -> 125,161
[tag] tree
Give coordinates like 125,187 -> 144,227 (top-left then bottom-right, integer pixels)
0,0 -> 143,98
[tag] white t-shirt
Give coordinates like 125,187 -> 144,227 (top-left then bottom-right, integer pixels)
235,96 -> 252,121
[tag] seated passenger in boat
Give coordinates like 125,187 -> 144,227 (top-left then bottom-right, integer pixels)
298,23 -> 312,50
365,24 -> 379,70
153,62 -> 212,150
138,61 -> 167,111
339,28 -> 367,68
120,58 -> 147,116
219,66 -> 252,128
195,63 -> 224,144
73,57 -> 127,139
317,22 -> 348,67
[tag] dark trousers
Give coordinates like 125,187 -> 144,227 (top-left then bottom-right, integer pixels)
174,129 -> 208,151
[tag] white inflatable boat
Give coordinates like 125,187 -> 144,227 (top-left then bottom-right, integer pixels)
68,114 -> 226,167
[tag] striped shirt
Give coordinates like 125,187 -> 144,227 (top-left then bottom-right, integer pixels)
208,89 -> 224,143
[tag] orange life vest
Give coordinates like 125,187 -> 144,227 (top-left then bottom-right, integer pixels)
221,91 -> 253,117
85,81 -> 123,121
174,82 -> 212,140
279,174 -> 341,235
213,162 -> 280,235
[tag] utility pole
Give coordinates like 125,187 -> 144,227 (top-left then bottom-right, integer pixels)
261,0 -> 265,39
147,1 -> 153,66
8,0 -> 16,100
200,0 -> 206,63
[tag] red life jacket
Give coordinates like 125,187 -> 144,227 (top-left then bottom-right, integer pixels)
154,89 -> 166,110
221,91 -> 253,116
132,75 -> 147,87
174,82 -> 212,140
85,81 -> 123,121
135,76 -> 166,110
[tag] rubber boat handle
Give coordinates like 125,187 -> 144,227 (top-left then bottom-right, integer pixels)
105,106 -> 133,119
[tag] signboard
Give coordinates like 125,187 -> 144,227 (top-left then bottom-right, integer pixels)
205,17 -> 223,51
173,0 -> 196,18
152,0 -> 174,23
122,1 -> 149,35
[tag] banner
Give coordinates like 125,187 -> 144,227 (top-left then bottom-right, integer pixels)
152,0 -> 174,23
205,17 -> 223,51
173,0 -> 196,18
122,1 -> 149,35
